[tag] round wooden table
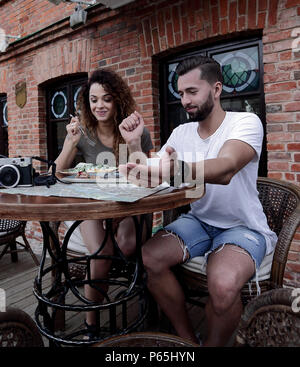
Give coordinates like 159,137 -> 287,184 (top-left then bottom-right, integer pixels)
0,186 -> 200,221
0,186 -> 203,346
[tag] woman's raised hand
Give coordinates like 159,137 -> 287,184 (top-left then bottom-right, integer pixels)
66,115 -> 81,146
119,111 -> 144,144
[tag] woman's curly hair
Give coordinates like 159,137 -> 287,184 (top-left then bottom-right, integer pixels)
78,68 -> 136,164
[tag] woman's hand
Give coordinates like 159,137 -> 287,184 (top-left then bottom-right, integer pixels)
119,111 -> 144,146
66,115 -> 81,147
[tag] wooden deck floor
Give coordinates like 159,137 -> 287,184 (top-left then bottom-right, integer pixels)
0,248 -> 208,347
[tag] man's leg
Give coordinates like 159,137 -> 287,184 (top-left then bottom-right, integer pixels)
142,230 -> 198,343
204,244 -> 255,346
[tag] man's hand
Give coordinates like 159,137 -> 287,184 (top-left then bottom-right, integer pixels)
119,146 -> 178,187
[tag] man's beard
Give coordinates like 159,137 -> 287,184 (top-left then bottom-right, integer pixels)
186,92 -> 214,122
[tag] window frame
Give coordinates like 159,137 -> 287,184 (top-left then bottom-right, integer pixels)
0,94 -> 8,157
159,37 -> 267,176
46,74 -> 88,161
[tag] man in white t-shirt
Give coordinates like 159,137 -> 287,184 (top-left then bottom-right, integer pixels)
119,56 -> 277,346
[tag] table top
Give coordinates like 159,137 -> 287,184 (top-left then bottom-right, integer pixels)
0,185 -> 204,221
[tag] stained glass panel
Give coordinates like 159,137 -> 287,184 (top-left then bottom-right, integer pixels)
212,46 -> 259,95
167,63 -> 180,102
50,88 -> 68,119
2,101 -> 7,127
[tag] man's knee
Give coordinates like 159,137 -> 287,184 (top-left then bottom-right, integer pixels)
142,242 -> 162,274
208,273 -> 241,314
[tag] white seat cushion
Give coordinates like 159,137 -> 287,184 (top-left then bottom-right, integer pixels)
181,250 -> 274,282
64,221 -> 90,255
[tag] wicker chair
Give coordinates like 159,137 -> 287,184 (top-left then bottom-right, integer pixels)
164,177 -> 300,305
235,287 -> 300,347
0,220 -> 39,266
0,308 -> 44,347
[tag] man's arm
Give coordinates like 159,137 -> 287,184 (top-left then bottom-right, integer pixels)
119,139 -> 256,187
191,139 -> 256,185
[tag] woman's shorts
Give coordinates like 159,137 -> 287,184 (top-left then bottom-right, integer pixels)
164,213 -> 266,268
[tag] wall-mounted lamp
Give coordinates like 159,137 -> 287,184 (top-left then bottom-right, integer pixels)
47,0 -> 97,28
0,29 -> 21,53
48,0 -> 96,5
100,0 -> 136,9
48,0 -> 136,29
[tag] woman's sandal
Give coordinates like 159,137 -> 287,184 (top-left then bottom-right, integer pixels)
84,320 -> 100,341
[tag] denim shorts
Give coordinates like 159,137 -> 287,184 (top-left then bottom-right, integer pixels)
164,213 -> 266,269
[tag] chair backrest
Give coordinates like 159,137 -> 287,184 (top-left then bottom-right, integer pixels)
257,177 -> 300,286
257,177 -> 300,236
0,219 -> 22,234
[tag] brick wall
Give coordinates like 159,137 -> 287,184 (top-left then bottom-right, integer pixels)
0,0 -> 299,286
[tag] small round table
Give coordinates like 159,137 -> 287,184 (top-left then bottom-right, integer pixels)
0,185 -> 203,346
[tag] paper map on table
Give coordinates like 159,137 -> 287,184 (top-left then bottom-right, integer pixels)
0,182 -> 172,202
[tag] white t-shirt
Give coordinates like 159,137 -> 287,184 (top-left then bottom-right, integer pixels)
159,111 -> 277,255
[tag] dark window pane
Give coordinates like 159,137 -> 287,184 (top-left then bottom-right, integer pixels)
0,96 -> 8,157
221,96 -> 261,116
167,103 -> 189,131
56,120 -> 68,152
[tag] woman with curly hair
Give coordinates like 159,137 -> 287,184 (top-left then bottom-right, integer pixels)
55,68 -> 153,340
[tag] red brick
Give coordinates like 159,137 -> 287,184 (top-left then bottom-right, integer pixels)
264,72 -> 290,83
291,163 -> 300,172
288,124 -> 300,132
277,61 -> 300,71
288,143 -> 300,151
268,172 -> 283,179
285,172 -> 295,180
247,0 -> 257,28
286,262 -> 300,273
266,113 -> 295,123
172,6 -> 181,33
237,15 -> 246,30
259,0 -> 268,11
157,11 -> 165,38
265,81 -> 297,93
238,0 -> 246,14
268,0 -> 279,26
211,6 -> 219,34
166,22 -> 174,48
263,52 -> 279,63
219,0 -> 228,18
220,18 -> 228,34
285,0 -> 300,8
263,30 -> 292,43
284,102 -> 300,112
257,11 -> 266,28
229,1 -> 237,33
152,29 -> 160,54
267,143 -> 285,151
267,132 -> 293,141
295,153 -> 300,162
265,92 -> 292,103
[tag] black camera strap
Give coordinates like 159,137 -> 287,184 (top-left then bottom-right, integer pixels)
32,156 -> 71,188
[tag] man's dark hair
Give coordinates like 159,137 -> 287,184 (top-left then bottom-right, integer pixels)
176,56 -> 223,84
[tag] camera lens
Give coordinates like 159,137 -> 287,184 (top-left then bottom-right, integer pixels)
0,165 -> 20,188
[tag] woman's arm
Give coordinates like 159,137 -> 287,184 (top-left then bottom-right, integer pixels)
55,116 -> 81,171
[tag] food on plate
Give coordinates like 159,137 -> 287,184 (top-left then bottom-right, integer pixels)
75,170 -> 90,178
59,162 -> 117,175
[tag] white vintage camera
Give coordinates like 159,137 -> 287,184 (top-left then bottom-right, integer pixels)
0,157 -> 33,188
